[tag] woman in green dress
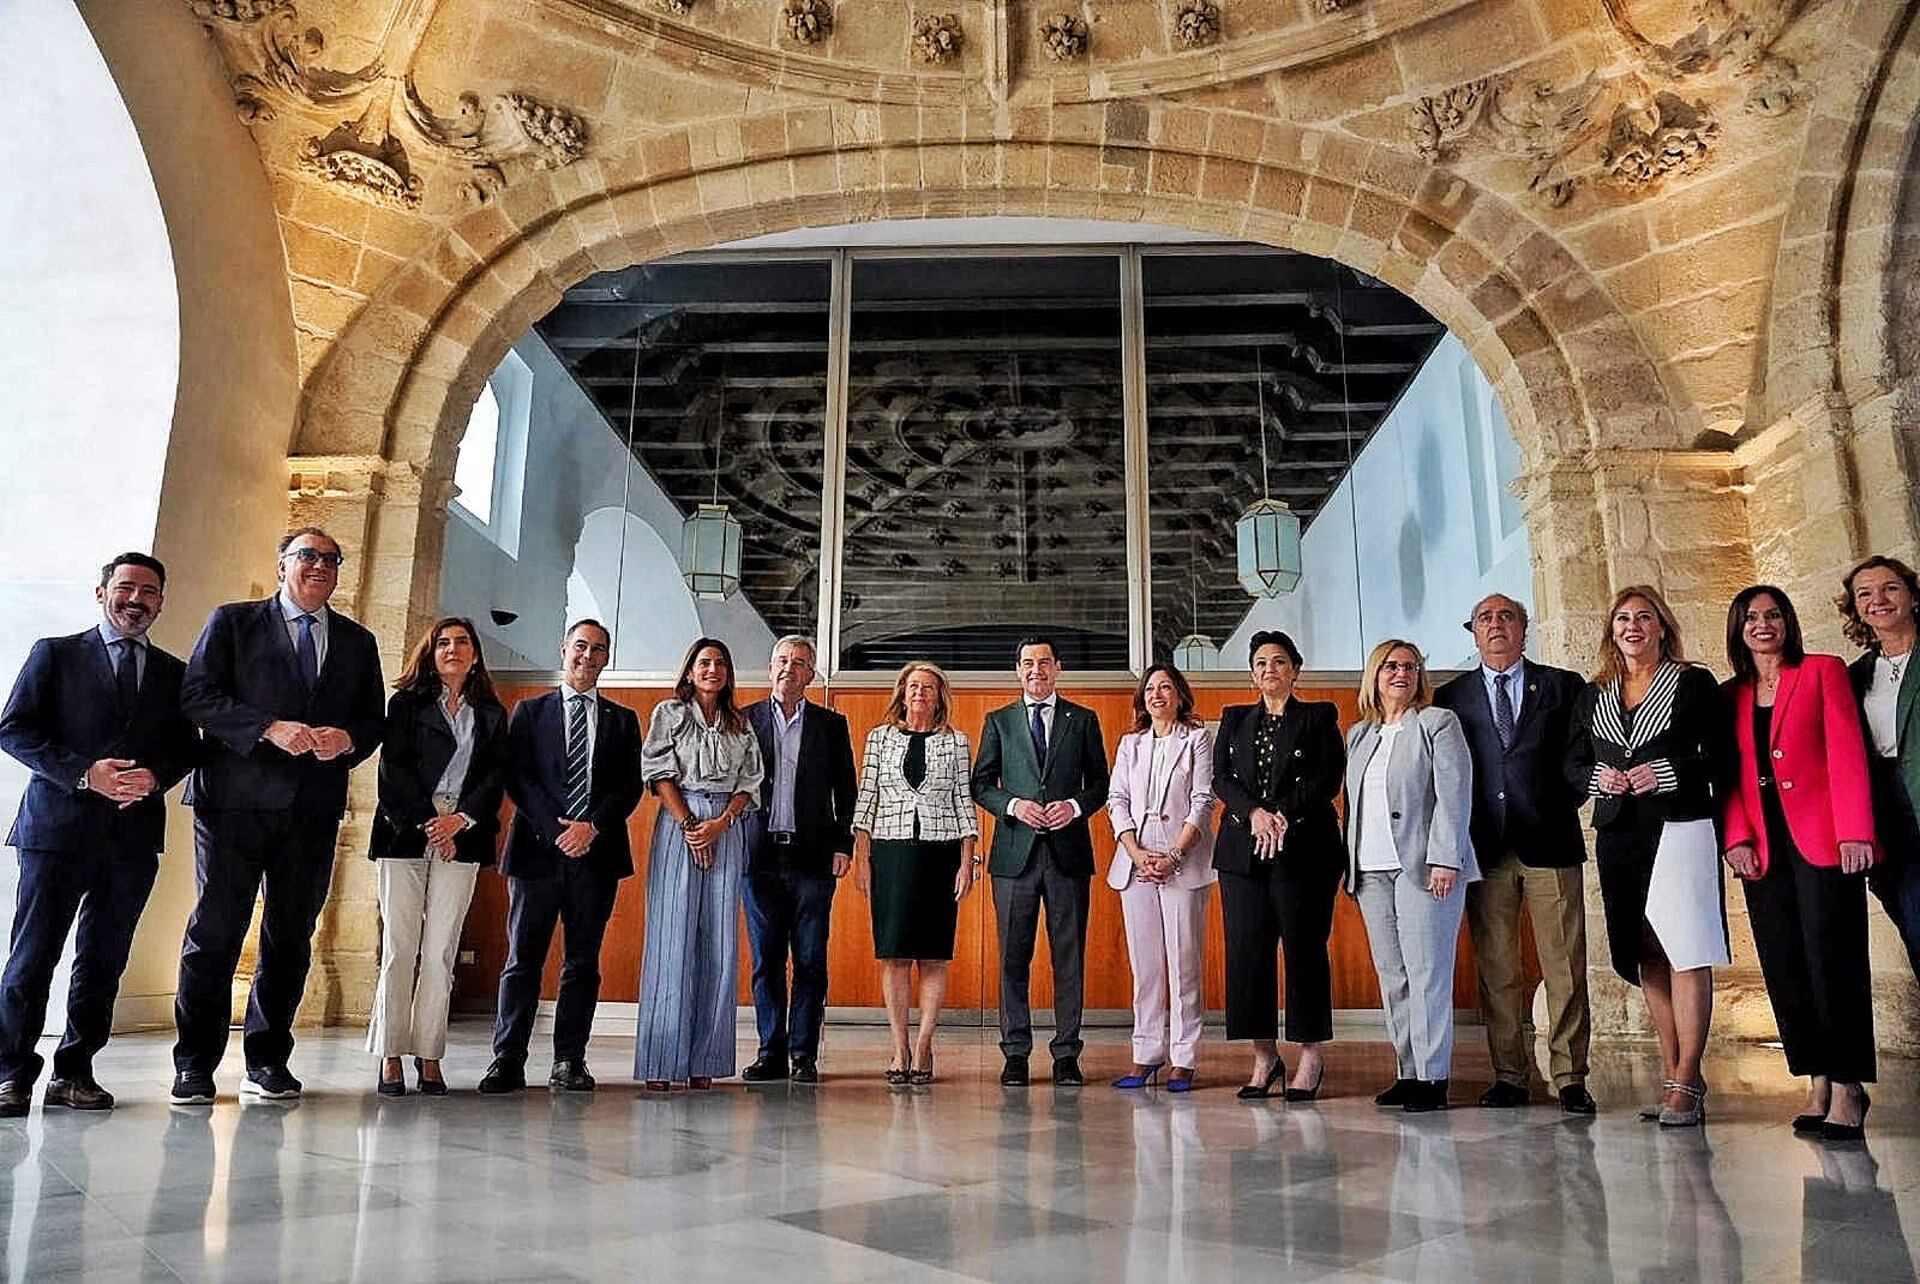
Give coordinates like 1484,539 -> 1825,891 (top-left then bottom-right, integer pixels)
852,661 -> 980,1085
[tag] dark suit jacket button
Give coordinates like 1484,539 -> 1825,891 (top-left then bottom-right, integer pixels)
1391,811 -> 1402,820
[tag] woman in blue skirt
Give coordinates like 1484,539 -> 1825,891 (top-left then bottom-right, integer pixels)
636,637 -> 765,1090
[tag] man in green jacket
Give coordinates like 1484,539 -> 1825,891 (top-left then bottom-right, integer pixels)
970,637 -> 1110,1087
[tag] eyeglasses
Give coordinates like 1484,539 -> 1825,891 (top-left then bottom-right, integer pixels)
285,548 -> 345,568
1380,660 -> 1422,674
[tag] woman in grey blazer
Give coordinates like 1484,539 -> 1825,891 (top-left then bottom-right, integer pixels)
1345,639 -> 1479,1113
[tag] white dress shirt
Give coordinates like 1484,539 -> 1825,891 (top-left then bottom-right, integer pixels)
1480,657 -> 1525,725
1865,652 -> 1909,758
559,682 -> 598,763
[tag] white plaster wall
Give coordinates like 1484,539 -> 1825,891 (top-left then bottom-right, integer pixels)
1224,334 -> 1531,672
0,0 -> 179,1034
439,333 -> 776,674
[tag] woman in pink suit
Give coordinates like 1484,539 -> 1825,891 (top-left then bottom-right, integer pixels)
1107,663 -> 1217,1093
1721,585 -> 1879,1140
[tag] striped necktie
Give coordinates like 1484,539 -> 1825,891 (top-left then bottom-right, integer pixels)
565,694 -> 593,820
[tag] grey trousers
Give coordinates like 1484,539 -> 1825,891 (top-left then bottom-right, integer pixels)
1355,868 -> 1466,1082
993,842 -> 1089,1059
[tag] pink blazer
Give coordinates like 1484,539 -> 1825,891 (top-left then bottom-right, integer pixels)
1722,654 -> 1877,878
1106,722 -> 1217,891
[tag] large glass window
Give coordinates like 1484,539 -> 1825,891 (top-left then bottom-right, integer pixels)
436,234 -> 1530,678
839,256 -> 1128,672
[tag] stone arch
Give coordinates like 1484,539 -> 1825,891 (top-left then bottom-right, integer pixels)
295,104 -> 1694,652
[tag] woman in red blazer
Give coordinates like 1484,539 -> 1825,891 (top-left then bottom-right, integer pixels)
1721,585 -> 1878,1140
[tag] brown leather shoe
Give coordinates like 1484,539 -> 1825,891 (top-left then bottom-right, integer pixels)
0,1080 -> 27,1118
43,1076 -> 114,1110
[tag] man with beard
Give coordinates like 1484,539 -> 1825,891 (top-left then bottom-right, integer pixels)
170,528 -> 385,1104
0,553 -> 199,1115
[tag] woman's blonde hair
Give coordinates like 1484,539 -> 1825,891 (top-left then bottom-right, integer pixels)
882,661 -> 953,732
1357,638 -> 1432,724
1594,585 -> 1686,685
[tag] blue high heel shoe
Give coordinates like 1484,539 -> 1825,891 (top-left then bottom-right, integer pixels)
1166,1067 -> 1196,1094
1112,1063 -> 1165,1089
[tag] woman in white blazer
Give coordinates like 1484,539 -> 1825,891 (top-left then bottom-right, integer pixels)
1345,639 -> 1479,1114
1107,664 -> 1217,1092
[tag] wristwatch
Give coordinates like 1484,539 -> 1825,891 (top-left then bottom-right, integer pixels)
76,770 -> 90,792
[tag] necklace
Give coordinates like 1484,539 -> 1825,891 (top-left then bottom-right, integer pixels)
1888,651 -> 1911,683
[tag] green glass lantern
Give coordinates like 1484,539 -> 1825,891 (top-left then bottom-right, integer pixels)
681,502 -> 742,600
1235,497 -> 1303,598
1172,633 -> 1220,672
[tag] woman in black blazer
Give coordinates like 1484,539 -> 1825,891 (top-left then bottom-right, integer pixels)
365,617 -> 509,1096
1565,586 -> 1734,1127
1213,630 -> 1346,1100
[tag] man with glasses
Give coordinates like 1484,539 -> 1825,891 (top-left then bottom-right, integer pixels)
170,528 -> 386,1104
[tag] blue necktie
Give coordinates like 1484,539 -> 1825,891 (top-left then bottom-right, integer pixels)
1028,701 -> 1048,765
295,614 -> 319,689
1493,671 -> 1516,750
565,695 -> 593,820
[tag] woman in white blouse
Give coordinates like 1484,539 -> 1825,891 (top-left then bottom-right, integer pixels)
1842,555 -> 1920,981
1344,639 -> 1477,1114
1106,663 -> 1215,1092
852,662 -> 979,1085
635,637 -> 765,1090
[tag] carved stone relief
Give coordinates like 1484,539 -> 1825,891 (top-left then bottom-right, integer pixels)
783,0 -> 834,44
1040,12 -> 1089,62
914,12 -> 965,64
189,0 -> 590,210
1407,0 -> 1807,207
1175,0 -> 1221,48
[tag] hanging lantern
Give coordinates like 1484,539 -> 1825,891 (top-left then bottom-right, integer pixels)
1172,633 -> 1220,672
681,502 -> 742,600
1236,497 -> 1303,598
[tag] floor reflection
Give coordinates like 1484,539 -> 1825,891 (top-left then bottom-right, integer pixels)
0,1025 -> 1912,1281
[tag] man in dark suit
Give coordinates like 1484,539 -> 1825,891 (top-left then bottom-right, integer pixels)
1433,593 -> 1596,1114
740,636 -> 855,1085
970,636 -> 1110,1087
0,553 -> 198,1116
478,619 -> 644,1095
170,527 -> 386,1104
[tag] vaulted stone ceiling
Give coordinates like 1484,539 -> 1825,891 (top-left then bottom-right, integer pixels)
189,0 -> 1845,454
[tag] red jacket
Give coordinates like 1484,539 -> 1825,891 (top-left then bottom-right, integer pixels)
1722,654 -> 1876,877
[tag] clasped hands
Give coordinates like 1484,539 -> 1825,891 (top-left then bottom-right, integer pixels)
680,812 -> 733,869
1725,839 -> 1875,880
422,813 -> 469,861
1248,807 -> 1288,860
1594,763 -> 1659,796
1011,798 -> 1077,831
85,758 -> 157,807
264,720 -> 354,761
1130,847 -> 1180,884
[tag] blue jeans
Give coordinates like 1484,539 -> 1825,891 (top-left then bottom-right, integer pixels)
742,864 -> 836,1064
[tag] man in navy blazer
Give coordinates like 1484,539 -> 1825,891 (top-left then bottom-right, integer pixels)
739,636 -> 855,1084
479,619 -> 644,1095
170,528 -> 385,1105
0,553 -> 198,1115
1433,593 -> 1595,1114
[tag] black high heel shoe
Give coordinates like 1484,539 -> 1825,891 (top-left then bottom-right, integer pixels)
1821,1088 -> 1871,1142
1284,1063 -> 1326,1103
414,1058 -> 447,1097
1236,1058 -> 1286,1100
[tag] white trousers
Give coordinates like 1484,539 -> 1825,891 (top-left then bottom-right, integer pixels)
1118,880 -> 1211,1069
365,857 -> 480,1059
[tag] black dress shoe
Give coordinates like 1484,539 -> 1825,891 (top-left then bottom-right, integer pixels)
0,1079 -> 28,1118
1559,1085 -> 1598,1115
169,1070 -> 216,1105
1000,1055 -> 1030,1087
44,1076 -> 114,1110
1374,1078 -> 1416,1107
242,1066 -> 302,1100
549,1060 -> 596,1092
1403,1079 -> 1450,1113
1051,1056 -> 1084,1087
476,1060 -> 526,1095
742,1056 -> 790,1083
1478,1080 -> 1531,1108
790,1060 -> 819,1084
376,1074 -> 407,1098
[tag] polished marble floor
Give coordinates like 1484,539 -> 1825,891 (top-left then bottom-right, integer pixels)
2,1020 -> 1917,1282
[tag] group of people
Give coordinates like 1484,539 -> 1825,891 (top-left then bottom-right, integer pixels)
0,529 -> 1915,1147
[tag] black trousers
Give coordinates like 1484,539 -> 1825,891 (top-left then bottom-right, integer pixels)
0,846 -> 158,1085
1219,861 -> 1339,1044
1744,851 -> 1876,1082
992,840 -> 1089,1059
174,808 -> 338,1073
492,864 -> 618,1066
